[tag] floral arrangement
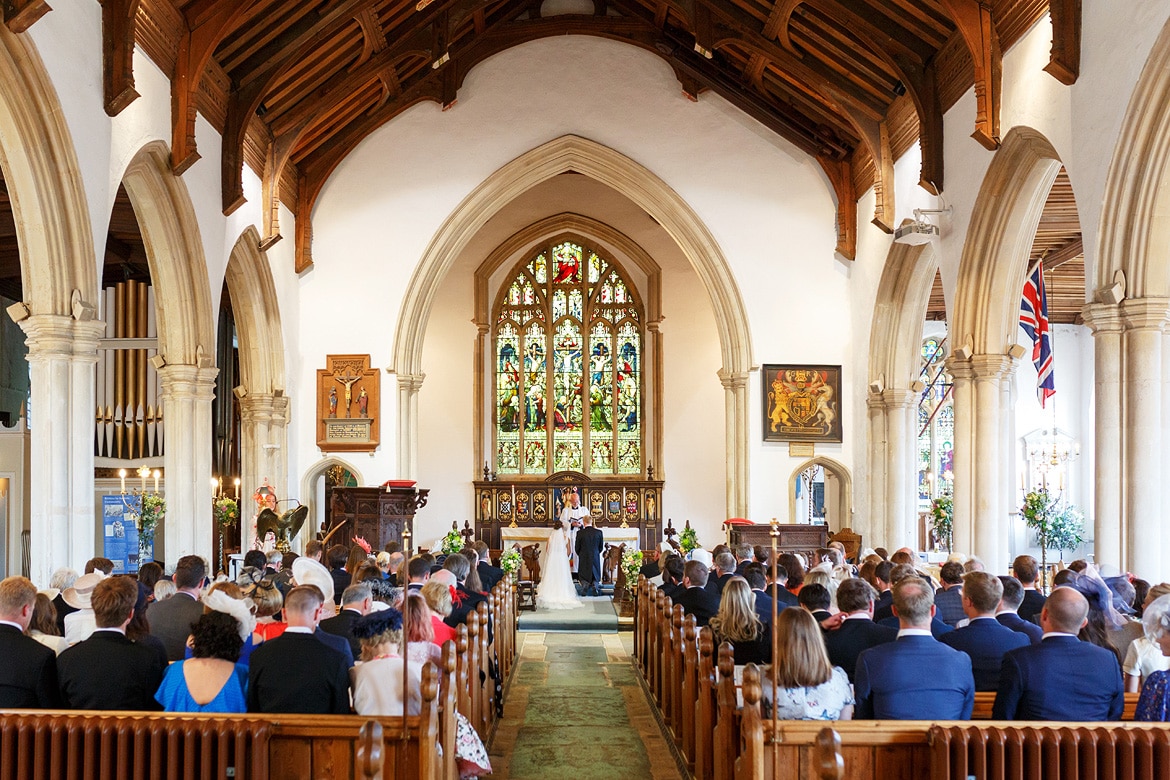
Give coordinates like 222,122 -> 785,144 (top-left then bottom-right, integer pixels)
138,493 -> 165,542
621,548 -> 643,586
439,526 -> 465,555
929,495 -> 953,552
213,496 -> 239,529
1021,488 -> 1086,571
678,523 -> 700,555
500,549 -> 522,576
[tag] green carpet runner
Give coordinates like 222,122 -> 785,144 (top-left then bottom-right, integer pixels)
488,632 -> 682,780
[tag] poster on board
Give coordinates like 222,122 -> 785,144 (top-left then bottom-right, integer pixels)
102,494 -> 147,574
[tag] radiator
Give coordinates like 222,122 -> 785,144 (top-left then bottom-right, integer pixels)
0,713 -> 270,780
931,724 -> 1170,780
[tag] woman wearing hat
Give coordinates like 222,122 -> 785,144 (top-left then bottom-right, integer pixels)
62,572 -> 105,646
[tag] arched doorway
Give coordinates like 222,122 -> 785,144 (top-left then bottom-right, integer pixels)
299,457 -> 363,548
788,457 -> 852,530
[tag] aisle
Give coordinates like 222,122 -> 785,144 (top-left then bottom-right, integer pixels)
488,632 -> 682,780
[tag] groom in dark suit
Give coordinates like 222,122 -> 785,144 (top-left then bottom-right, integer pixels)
575,515 -> 604,596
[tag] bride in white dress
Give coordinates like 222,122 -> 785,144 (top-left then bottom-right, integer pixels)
536,520 -> 582,610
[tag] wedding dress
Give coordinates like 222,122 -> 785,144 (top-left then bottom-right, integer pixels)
536,526 -> 581,610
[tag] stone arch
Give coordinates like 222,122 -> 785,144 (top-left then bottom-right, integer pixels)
120,140 -> 217,561
299,456 -> 365,547
391,135 -> 754,516
949,126 -> 1063,575
787,457 -> 853,530
866,238 -> 939,549
225,227 -> 288,551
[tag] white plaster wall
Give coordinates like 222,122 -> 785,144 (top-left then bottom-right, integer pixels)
302,35 -> 848,548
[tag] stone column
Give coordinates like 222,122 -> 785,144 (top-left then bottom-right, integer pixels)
158,363 -> 217,564
238,392 -> 289,552
396,373 -> 425,480
999,358 -> 1019,560
970,355 -> 1012,575
20,315 -> 104,587
946,359 -> 975,558
1082,303 -> 1123,569
865,392 -> 888,547
882,388 -> 917,549
1121,298 -> 1169,581
718,370 -> 750,519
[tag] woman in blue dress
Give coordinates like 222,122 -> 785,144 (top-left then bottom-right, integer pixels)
1136,594 -> 1170,721
155,595 -> 250,713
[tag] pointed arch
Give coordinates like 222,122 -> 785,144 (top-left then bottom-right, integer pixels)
787,457 -> 853,530
391,135 -> 753,516
225,227 -> 285,396
0,24 -> 97,314
867,237 -> 939,550
299,456 -> 365,546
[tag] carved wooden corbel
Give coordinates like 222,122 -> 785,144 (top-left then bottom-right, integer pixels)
938,0 -> 1001,150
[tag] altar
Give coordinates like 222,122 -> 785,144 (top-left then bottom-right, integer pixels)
500,525 -> 641,551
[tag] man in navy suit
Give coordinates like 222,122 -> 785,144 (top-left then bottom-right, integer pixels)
997,576 -> 1043,644
798,583 -> 833,624
659,554 -> 685,600
733,544 -> 754,577
823,578 -> 898,683
705,552 -> 737,597
870,561 -> 895,621
765,565 -> 801,609
742,564 -> 778,625
319,582 -> 372,660
673,561 -> 720,627
1013,555 -> 1047,624
940,573 -> 1029,690
934,562 -> 967,628
854,578 -> 975,719
0,576 -> 60,708
992,587 -> 1125,721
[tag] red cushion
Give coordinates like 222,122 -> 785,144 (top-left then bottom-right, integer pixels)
723,518 -> 754,526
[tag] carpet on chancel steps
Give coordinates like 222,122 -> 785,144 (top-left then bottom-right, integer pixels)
488,632 -> 683,780
516,596 -> 623,633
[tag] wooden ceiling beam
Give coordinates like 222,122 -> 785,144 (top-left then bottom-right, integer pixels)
354,5 -> 388,67
768,0 -> 802,54
100,0 -> 142,116
817,153 -> 856,260
936,0 -> 1001,150
219,0 -> 373,213
1,0 -> 50,33
1044,0 -> 1080,85
171,0 -> 259,174
1041,236 -> 1084,269
805,0 -> 933,64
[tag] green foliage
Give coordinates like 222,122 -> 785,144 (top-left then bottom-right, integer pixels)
929,495 -> 953,550
500,549 -> 522,575
1021,488 -> 1085,557
679,525 -> 700,555
621,548 -> 643,585
440,527 -> 465,555
139,493 -> 165,542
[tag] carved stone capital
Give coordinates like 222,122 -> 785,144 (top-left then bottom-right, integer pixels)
718,369 -> 749,391
1120,297 -> 1170,332
1081,302 -> 1123,335
397,373 -> 426,394
968,354 -> 1014,382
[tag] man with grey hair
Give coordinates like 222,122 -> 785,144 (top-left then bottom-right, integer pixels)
443,553 -> 491,640
854,578 -> 975,719
706,552 -> 738,597
733,544 -> 754,576
319,582 -> 373,659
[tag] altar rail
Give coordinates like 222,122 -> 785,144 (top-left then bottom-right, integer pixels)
632,577 -> 1153,780
0,578 -> 518,780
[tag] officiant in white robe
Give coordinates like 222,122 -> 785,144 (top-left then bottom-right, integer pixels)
559,491 -> 590,573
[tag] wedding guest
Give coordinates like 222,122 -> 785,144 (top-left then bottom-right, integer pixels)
674,561 -> 720,627
406,555 -> 432,593
421,577 -> 458,646
326,545 -> 350,603
345,545 -> 370,581
760,608 -> 852,720
57,576 -> 166,710
403,593 -> 442,665
742,563 -> 779,625
321,582 -> 373,659
1135,594 -> 1170,720
155,607 -> 249,713
870,561 -> 894,621
996,576 -> 1043,644
48,567 -> 79,635
136,562 -> 164,609
1125,583 -> 1170,692
1013,555 -> 1046,623
777,553 -> 805,595
442,554 -> 490,639
250,576 -> 286,642
705,552 -> 737,597
822,578 -> 897,683
993,586 -> 1124,721
934,562 -> 966,628
659,555 -> 685,601
460,549 -> 487,595
84,557 -> 115,576
247,585 -> 350,714
799,582 -> 834,622
188,582 -> 256,666
148,555 -> 206,660
854,578 -> 974,720
473,541 -> 503,592
28,592 -> 68,655
153,578 -> 176,603
708,578 -> 771,665
126,585 -> 168,668
940,572 -> 1029,690
0,576 -> 60,707
62,572 -> 105,645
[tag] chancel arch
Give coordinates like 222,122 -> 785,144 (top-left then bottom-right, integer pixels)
391,135 -> 753,517
1091,16 -> 1170,582
0,24 -> 101,585
787,457 -> 852,531
119,141 -> 216,563
299,457 -> 364,545
225,228 -> 289,552
949,126 -> 1064,575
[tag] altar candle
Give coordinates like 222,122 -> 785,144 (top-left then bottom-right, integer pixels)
119,469 -> 126,494
622,487 -> 627,512
140,469 -> 147,493
511,485 -> 516,511
234,478 -> 241,500
153,470 -> 160,493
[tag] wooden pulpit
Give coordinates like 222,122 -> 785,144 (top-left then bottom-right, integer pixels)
326,485 -> 429,550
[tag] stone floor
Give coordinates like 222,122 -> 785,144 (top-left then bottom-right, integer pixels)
487,632 -> 682,780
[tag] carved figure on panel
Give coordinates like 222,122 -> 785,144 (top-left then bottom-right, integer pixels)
357,387 -> 369,418
329,387 -> 338,418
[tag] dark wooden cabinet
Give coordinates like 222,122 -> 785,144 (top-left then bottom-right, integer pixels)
326,486 -> 429,551
728,524 -> 828,556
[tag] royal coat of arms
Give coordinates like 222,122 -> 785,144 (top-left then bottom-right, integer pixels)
762,365 -> 843,442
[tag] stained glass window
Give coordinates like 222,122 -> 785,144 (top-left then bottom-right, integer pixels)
917,336 -> 954,506
494,240 -> 643,475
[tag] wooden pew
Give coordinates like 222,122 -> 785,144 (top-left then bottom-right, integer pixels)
971,691 -> 1141,721
0,660 -> 452,780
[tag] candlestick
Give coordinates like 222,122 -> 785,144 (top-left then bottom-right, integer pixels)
119,469 -> 126,494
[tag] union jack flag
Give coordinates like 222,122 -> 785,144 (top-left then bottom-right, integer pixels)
1019,262 -> 1055,407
